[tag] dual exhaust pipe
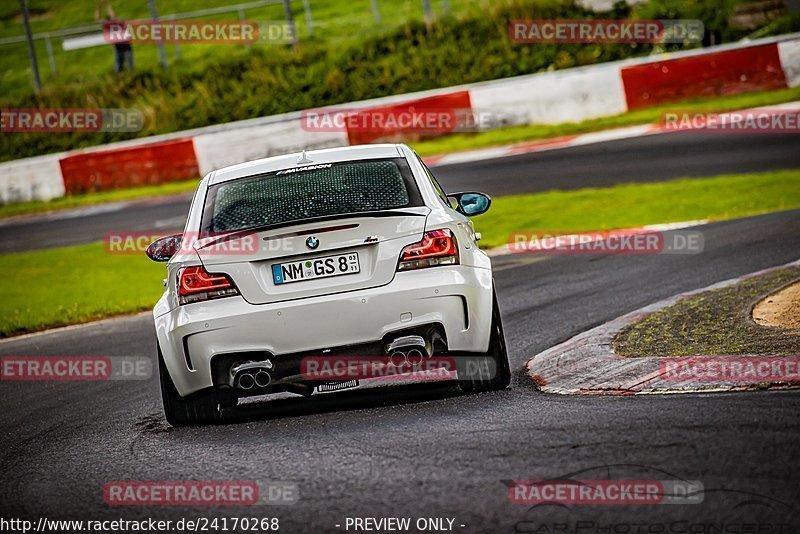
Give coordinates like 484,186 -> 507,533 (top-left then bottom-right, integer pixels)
386,335 -> 431,366
230,360 -> 273,390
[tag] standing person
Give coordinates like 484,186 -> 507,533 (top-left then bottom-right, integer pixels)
105,16 -> 133,73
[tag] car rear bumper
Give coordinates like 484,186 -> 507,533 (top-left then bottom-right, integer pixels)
154,265 -> 493,397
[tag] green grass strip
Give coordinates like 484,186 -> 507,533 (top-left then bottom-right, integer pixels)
0,242 -> 165,337
472,169 -> 800,249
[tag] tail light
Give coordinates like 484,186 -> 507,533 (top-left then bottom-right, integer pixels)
178,266 -> 239,305
397,229 -> 459,271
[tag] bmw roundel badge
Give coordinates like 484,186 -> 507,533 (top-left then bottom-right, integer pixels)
306,236 -> 320,250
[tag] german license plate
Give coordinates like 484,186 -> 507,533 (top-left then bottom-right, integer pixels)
272,252 -> 360,285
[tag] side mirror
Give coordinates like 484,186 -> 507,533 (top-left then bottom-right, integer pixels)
447,192 -> 492,216
146,234 -> 182,262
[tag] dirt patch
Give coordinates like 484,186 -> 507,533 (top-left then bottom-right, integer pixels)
613,266 -> 800,358
753,281 -> 800,330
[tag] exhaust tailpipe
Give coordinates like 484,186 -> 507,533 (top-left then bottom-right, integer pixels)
389,351 -> 406,367
254,370 -> 272,388
229,360 -> 274,390
385,335 -> 430,366
406,348 -> 425,365
237,372 -> 255,390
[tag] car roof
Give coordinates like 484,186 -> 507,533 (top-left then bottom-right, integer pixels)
209,144 -> 405,185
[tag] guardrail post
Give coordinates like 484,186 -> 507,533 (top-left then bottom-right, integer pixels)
282,0 -> 298,49
422,0 -> 433,29
238,7 -> 251,49
371,0 -> 381,23
44,33 -> 57,75
18,0 -> 41,92
302,0 -> 314,37
147,0 -> 169,68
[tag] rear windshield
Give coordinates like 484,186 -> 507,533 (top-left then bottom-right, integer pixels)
201,157 -> 422,233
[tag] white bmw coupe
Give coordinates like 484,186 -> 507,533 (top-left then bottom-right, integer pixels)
148,144 -> 510,425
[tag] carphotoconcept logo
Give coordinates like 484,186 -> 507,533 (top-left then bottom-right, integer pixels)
1,108 -> 143,133
509,464 -> 795,532
509,19 -> 704,43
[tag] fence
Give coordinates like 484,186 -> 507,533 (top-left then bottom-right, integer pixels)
3,0 -> 459,93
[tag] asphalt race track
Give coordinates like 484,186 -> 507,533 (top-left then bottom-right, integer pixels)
2,130 -> 799,253
1,211 -> 799,530
1,131 -> 799,531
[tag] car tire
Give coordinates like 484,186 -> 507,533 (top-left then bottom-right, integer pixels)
457,288 -> 512,392
158,345 -> 225,426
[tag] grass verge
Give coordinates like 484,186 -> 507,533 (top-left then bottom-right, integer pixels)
2,169 -> 799,337
0,242 -> 165,338
412,87 -> 800,156
471,169 -> 800,249
613,266 -> 800,357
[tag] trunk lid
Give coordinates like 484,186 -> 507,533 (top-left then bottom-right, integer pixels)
194,207 -> 429,304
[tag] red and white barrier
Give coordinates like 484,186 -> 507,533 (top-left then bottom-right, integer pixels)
619,43 -> 788,109
778,40 -> 800,87
469,62 -> 628,126
1,33 -> 798,204
0,153 -> 66,203
58,138 -> 198,195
